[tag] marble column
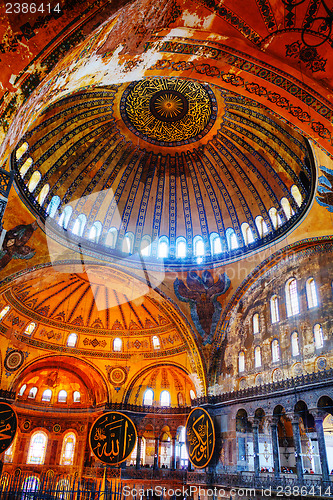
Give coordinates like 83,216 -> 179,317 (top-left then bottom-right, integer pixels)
291,415 -> 303,482
313,410 -> 329,481
269,416 -> 281,478
252,418 -> 260,477
153,437 -> 160,470
136,435 -> 142,469
171,436 -> 177,470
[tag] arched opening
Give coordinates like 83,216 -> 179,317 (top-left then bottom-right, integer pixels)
27,432 -> 48,464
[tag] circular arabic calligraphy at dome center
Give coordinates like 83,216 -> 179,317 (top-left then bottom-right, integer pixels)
121,78 -> 217,145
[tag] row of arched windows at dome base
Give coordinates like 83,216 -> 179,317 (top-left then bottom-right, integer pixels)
16,140 -> 304,259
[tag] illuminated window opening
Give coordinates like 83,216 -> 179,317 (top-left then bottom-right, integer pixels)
160,390 -> 171,407
291,331 -> 300,357
58,390 -> 67,403
66,333 -> 78,347
226,228 -> 238,250
60,432 -> 76,466
27,432 -> 47,465
106,227 -> 118,248
158,236 -> 169,258
89,221 -> 102,243
281,197 -> 294,219
37,184 -> 50,206
314,324 -> 324,349
141,236 -> 151,256
28,171 -> 41,193
176,237 -> 187,258
28,387 -> 37,399
286,278 -> 299,317
113,337 -> 122,352
271,339 -> 280,362
19,157 -> 33,178
270,295 -> 280,324
24,322 -> 36,336
18,384 -> 26,397
269,207 -> 282,229
152,335 -> 160,349
306,278 -> 318,309
238,351 -> 245,373
16,142 -> 28,160
58,206 -> 72,229
41,389 -> 52,402
123,232 -> 134,253
73,391 -> 81,403
72,214 -> 86,237
252,313 -> 259,334
291,185 -> 303,207
190,389 -> 196,400
143,389 -> 154,406
254,346 -> 261,368
46,196 -> 61,218
0,305 -> 10,321
255,216 -> 269,237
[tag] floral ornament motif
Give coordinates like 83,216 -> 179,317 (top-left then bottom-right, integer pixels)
316,166 -> 333,212
174,270 -> 230,345
285,41 -> 326,72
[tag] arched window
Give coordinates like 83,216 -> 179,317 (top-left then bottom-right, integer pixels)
271,339 -> 280,362
226,227 -> 238,250
73,391 -> 81,403
60,432 -> 76,466
252,313 -> 259,334
28,171 -> 41,192
152,335 -> 160,349
143,388 -> 154,406
4,437 -> 16,463
210,233 -> 222,255
22,476 -> 40,496
255,216 -> 269,238
28,387 -> 37,399
291,331 -> 300,356
19,157 -> 33,178
314,323 -> 324,349
16,142 -> 29,160
193,235 -> 205,257
291,185 -> 303,207
72,214 -> 86,237
241,223 -> 254,245
27,432 -> 47,465
269,207 -> 282,229
160,390 -> 171,407
66,333 -> 78,347
306,278 -> 318,308
0,305 -> 10,320
37,184 -> 50,206
158,236 -> 169,258
46,195 -> 61,218
281,197 -> 294,219
58,390 -> 67,403
58,206 -> 72,230
270,295 -> 280,324
106,227 -> 118,248
238,351 -> 245,373
190,389 -> 196,400
254,346 -> 261,368
176,237 -> 187,258
24,322 -> 36,336
18,384 -> 26,397
89,221 -> 102,243
41,389 -> 52,402
113,337 -> 122,352
140,235 -> 151,256
177,392 -> 184,406
123,232 -> 134,254
285,278 -> 299,317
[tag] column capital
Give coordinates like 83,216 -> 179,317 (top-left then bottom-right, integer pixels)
291,413 -> 302,425
266,415 -> 279,426
312,409 -> 327,421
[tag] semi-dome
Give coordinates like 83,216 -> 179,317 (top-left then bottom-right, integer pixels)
13,77 -> 314,269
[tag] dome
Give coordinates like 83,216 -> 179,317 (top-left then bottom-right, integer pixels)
13,77 -> 313,269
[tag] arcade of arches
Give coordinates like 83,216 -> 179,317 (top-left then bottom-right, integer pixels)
0,0 -> 333,497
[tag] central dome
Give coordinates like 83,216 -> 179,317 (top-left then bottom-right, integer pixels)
121,78 -> 217,145
12,78 -> 314,269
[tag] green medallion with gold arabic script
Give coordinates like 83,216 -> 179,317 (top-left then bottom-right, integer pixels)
0,402 -> 17,453
89,412 -> 137,465
186,407 -> 215,468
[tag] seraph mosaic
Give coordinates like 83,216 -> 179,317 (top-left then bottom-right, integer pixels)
317,166 -> 333,212
174,270 -> 230,345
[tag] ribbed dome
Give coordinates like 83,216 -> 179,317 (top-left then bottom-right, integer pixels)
13,77 -> 313,268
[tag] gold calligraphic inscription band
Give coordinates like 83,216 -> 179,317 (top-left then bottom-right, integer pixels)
185,407 -> 215,468
89,412 -> 137,465
0,402 -> 18,453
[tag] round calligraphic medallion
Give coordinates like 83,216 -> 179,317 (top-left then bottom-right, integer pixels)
4,349 -> 24,372
108,367 -> 127,386
89,412 -> 137,465
121,78 -> 217,146
0,403 -> 18,453
186,407 -> 215,468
